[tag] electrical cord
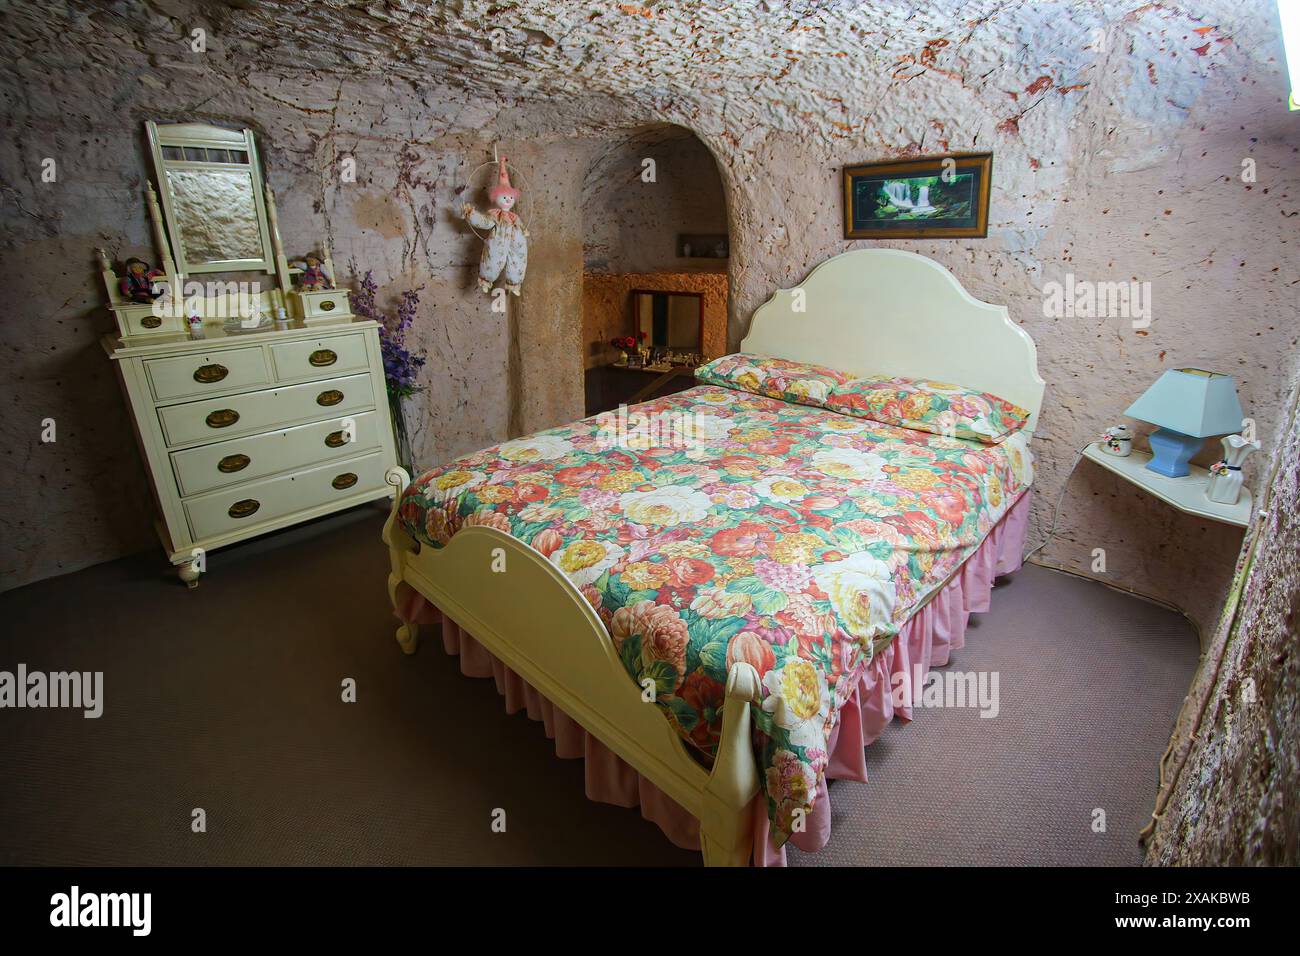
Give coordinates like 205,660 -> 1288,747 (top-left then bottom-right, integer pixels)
1020,442 -> 1190,620
1021,443 -> 1089,564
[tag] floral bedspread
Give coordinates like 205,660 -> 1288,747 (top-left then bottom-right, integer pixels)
399,384 -> 1033,844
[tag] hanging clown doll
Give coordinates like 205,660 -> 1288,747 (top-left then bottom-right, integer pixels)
460,156 -> 529,296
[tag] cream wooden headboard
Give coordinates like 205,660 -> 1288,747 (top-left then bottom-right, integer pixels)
741,249 -> 1046,432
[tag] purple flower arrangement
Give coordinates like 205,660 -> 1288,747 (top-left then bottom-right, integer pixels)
349,270 -> 426,399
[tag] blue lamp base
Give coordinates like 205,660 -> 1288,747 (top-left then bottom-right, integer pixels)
1145,427 -> 1202,478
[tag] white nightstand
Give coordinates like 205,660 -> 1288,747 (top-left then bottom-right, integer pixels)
1082,442 -> 1252,528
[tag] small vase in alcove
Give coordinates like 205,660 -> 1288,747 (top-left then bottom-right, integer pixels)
1206,434 -> 1259,506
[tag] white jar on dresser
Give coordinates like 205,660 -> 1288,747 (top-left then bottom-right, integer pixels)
103,318 -> 397,585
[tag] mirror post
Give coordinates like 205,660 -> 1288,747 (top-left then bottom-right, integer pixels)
145,181 -> 178,279
264,183 -> 293,299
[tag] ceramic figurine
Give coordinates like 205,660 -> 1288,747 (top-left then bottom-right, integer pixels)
119,258 -> 163,303
187,313 -> 205,340
298,254 -> 333,291
1206,433 -> 1260,505
1100,424 -> 1133,457
460,156 -> 529,296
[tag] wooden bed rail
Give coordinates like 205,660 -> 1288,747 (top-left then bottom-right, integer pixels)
381,466 -> 760,865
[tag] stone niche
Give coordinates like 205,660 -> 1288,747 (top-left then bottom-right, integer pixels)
580,123 -> 729,381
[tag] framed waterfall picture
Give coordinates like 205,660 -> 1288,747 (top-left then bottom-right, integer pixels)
842,152 -> 992,239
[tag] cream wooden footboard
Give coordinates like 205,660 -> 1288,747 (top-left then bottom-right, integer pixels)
382,467 -> 761,866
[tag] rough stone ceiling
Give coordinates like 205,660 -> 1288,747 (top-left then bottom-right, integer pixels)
3,1 -> 1243,145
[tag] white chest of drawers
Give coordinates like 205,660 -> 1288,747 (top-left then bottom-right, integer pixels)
103,318 -> 399,585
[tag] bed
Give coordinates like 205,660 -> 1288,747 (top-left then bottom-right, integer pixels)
382,249 -> 1046,865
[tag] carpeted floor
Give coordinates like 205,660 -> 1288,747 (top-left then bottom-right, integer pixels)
0,505 -> 1199,866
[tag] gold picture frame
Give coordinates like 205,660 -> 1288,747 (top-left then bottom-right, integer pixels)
842,152 -> 992,240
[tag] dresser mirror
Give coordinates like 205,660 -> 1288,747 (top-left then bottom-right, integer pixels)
631,289 -> 703,359
100,120 -> 354,341
146,121 -> 275,275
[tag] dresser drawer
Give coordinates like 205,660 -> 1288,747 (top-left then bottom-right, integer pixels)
170,410 -> 384,497
145,346 -> 271,401
118,306 -> 187,338
157,373 -> 376,447
293,288 -> 350,320
184,451 -> 388,542
270,331 -> 369,383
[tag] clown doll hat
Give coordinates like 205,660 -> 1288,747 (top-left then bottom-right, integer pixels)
488,155 -> 519,205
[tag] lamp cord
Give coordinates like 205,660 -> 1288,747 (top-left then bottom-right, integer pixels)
1022,443 -> 1089,564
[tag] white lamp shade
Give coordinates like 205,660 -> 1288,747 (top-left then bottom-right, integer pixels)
1124,369 -> 1244,438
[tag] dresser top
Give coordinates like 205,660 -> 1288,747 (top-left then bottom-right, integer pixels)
102,316 -> 382,360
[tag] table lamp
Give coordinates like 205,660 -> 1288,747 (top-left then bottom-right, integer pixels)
1124,368 -> 1244,478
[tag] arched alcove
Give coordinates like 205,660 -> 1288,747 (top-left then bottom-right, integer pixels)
578,124 -> 730,414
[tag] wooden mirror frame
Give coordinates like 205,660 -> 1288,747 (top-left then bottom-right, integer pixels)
146,121 -> 276,276
629,288 -> 704,354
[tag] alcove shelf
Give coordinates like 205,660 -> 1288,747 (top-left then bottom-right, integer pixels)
676,233 -> 728,259
1082,442 -> 1252,528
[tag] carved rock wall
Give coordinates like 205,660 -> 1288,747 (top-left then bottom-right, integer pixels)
0,0 -> 1296,665
1144,355 -> 1300,865
582,125 -> 729,275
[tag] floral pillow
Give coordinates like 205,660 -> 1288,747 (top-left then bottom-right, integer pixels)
825,375 -> 1030,444
695,353 -> 854,408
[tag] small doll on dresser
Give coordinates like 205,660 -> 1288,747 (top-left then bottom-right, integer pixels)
119,258 -> 163,303
297,254 -> 333,291
459,156 -> 529,296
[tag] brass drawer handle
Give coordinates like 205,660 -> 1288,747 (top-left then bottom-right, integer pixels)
228,499 -> 260,519
309,348 -> 338,367
206,408 -> 240,428
194,363 -> 229,384
332,472 -> 358,490
316,389 -> 344,407
218,453 -> 250,474
319,299 -> 337,312
324,430 -> 349,448
141,316 -> 162,329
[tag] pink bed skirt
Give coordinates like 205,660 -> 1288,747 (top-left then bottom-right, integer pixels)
395,490 -> 1033,866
